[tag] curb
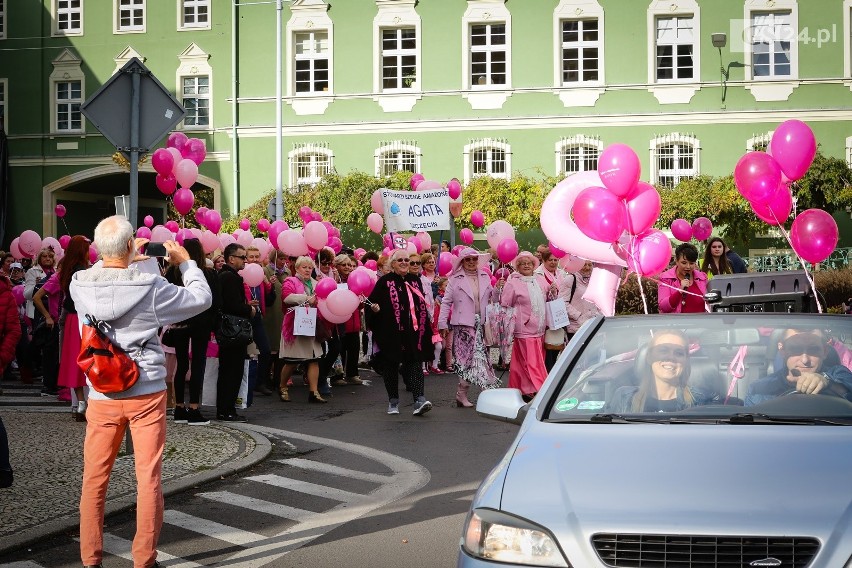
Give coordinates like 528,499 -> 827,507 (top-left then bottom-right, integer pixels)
0,425 -> 273,557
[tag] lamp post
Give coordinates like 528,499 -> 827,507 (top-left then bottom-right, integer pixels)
711,32 -> 728,107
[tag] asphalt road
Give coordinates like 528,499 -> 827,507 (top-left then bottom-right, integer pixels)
2,370 -> 519,568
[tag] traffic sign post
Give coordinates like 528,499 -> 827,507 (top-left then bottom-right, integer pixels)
81,58 -> 185,227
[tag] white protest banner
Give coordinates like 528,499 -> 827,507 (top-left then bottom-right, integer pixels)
380,188 -> 450,232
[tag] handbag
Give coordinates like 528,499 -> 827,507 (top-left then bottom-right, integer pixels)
161,324 -> 189,348
215,312 -> 254,347
77,314 -> 145,394
544,328 -> 566,351
293,306 -> 318,336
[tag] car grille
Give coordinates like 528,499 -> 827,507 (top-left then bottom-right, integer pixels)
592,534 -> 820,568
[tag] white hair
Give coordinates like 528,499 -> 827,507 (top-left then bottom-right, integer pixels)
94,215 -> 134,259
294,255 -> 315,270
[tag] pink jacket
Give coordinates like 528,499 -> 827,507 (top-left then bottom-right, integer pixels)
500,273 -> 549,338
438,269 -> 493,329
657,266 -> 708,313
244,279 -> 273,315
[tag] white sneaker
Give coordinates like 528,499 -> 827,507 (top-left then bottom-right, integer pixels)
413,399 -> 432,416
77,400 -> 87,414
387,402 -> 400,415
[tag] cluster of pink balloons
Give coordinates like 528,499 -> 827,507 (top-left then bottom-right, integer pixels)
734,120 -> 837,264
274,210 -> 344,258
152,132 -> 207,216
368,174 -> 463,237
670,217 -> 713,242
7,230 -> 89,264
482,220 -> 518,264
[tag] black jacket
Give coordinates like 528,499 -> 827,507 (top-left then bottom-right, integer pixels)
165,264 -> 221,329
218,265 -> 252,319
367,272 -> 433,363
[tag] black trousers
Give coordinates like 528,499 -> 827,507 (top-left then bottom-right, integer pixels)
28,326 -> 59,391
172,326 -> 211,405
341,332 -> 360,378
381,360 -> 424,401
217,343 -> 246,416
319,333 -> 341,390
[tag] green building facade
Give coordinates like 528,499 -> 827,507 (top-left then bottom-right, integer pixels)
2,0 -> 851,255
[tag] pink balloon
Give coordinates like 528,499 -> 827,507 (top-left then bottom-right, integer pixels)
326,288 -> 360,317
572,186 -> 627,243
58,235 -> 72,249
268,220 -> 288,247
438,252 -> 453,276
452,245 -> 466,256
496,238 -> 519,264
367,212 -> 384,234
691,217 -> 713,242
54,204 -> 67,218
315,277 -> 338,300
416,231 -> 431,251
42,237 -> 62,253
174,159 -> 199,189
239,263 -> 265,288
11,285 -> 25,306
218,233 -> 236,250
183,138 -> 207,166
328,236 -> 343,254
790,209 -> 839,264
495,267 -> 510,280
407,236 -> 423,253
151,226 -> 174,242
370,190 -> 384,215
623,182 -> 661,236
751,183 -> 793,226
559,254 -> 585,272
626,229 -> 672,276
257,218 -> 270,233
251,237 -> 270,260
734,152 -> 782,205
303,221 -> 329,250
670,219 -> 693,242
18,230 -> 42,257
311,211 -> 323,222
88,244 -> 99,265
582,264 -> 622,316
167,131 -> 189,152
447,178 -> 462,200
136,226 -> 152,239
155,173 -> 177,196
277,229 -> 309,257
143,215 -> 154,228
239,218 -> 251,231
770,120 -> 816,182
347,269 -> 372,296
485,220 -> 515,249
165,147 -> 183,174
409,173 -> 425,191
298,206 -> 313,225
416,180 -> 443,192
365,259 -> 378,271
200,230 -> 220,254
234,229 -> 254,248
318,299 -> 351,325
151,148 -> 175,176
173,188 -> 195,216
205,210 -> 223,234
598,143 -> 641,198
165,220 -> 180,233
460,228 -> 474,245
470,210 -> 485,228
540,171 -> 627,267
174,228 -> 192,246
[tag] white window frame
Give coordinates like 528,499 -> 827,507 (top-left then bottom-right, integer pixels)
373,0 -> 421,112
844,0 -> 852,81
463,138 -> 511,184
746,131 -> 774,152
553,1 -> 604,88
650,133 -> 699,188
846,136 -> 852,166
114,0 -> 146,34
653,15 -> 696,82
461,0 -> 511,110
749,11 -> 794,79
0,78 -> 7,131
555,135 -> 602,176
646,0 -> 699,104
54,80 -> 83,133
293,30 -> 330,95
744,0 -> 799,84
379,27 -> 418,92
289,143 -> 333,188
287,0 -> 333,116
469,22 -> 508,88
179,0 -> 211,31
0,0 -> 6,40
176,43 -> 213,131
53,0 -> 84,36
375,141 -> 421,177
49,49 -> 85,134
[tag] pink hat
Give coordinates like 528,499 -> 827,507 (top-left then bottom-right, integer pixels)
510,250 -> 539,271
451,247 -> 490,274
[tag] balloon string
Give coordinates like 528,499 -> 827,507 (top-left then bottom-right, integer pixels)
769,209 -> 823,314
618,237 -> 650,315
61,218 -> 70,236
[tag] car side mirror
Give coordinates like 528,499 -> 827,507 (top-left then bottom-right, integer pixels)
476,388 -> 528,425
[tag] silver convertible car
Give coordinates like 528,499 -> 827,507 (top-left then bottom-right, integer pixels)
459,313 -> 852,568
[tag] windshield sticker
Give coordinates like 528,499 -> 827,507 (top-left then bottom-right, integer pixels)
555,397 -> 579,411
577,401 -> 606,410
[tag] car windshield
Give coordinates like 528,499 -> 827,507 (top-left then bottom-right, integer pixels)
546,313 -> 852,423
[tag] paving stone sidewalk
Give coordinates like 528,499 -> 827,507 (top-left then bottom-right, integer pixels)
0,409 -> 270,555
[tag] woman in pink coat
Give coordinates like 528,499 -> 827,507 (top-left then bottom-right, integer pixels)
499,251 -> 551,400
438,247 -> 496,406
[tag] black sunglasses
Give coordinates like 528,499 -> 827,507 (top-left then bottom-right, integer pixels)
230,254 -> 247,260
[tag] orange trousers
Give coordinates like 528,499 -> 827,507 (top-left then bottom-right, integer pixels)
79,390 -> 166,568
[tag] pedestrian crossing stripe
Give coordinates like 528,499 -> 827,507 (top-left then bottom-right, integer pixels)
276,458 -> 394,484
197,491 -> 316,521
245,474 -> 366,503
163,510 -> 265,546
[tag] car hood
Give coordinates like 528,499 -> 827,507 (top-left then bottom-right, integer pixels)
500,424 -> 852,555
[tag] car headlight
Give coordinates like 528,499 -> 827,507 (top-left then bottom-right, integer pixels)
462,508 -> 570,567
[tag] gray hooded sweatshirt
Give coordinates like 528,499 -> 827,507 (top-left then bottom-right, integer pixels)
70,259 -> 212,400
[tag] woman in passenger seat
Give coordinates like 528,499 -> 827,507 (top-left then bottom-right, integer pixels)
607,330 -> 719,413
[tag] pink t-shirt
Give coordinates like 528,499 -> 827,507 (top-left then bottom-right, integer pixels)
38,272 -> 62,320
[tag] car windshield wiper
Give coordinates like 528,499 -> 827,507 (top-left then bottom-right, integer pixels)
582,413 -> 709,424
723,413 -> 852,426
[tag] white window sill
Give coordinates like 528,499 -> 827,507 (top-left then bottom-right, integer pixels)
462,91 -> 511,110
288,96 -> 333,116
648,84 -> 700,104
554,87 -> 605,107
745,80 -> 799,101
374,93 -> 422,113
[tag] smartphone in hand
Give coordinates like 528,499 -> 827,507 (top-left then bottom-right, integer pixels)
143,242 -> 168,257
